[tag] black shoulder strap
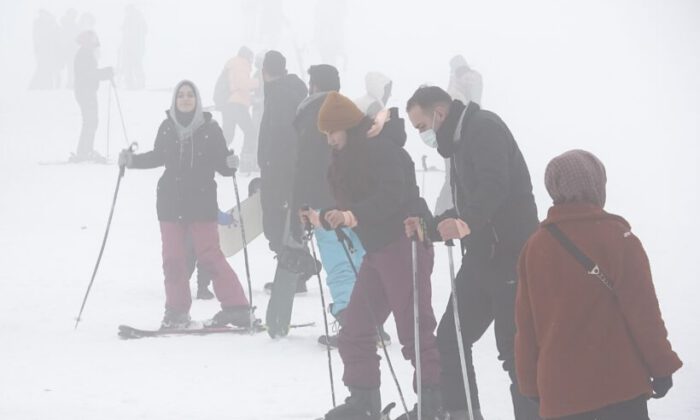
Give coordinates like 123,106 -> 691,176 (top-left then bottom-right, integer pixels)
545,224 -> 615,292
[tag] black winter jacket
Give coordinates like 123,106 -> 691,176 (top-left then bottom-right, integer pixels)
130,112 -> 234,222
339,117 -> 430,253
74,47 -> 111,99
434,100 -> 538,260
292,92 -> 335,210
258,74 -> 308,180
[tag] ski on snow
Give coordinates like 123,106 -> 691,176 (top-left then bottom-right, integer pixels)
311,402 -> 396,420
118,321 -> 315,339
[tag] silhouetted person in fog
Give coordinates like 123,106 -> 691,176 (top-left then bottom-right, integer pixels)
30,10 -> 61,90
71,30 -> 113,163
59,9 -> 79,89
119,4 -> 147,90
219,47 -> 258,156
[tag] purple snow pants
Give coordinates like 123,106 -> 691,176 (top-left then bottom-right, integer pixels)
338,235 -> 441,390
160,221 -> 248,312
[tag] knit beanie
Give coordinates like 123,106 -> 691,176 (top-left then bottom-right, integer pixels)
545,149 -> 607,208
262,50 -> 286,77
318,92 -> 365,133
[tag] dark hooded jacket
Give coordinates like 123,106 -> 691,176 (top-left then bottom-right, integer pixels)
292,92 -> 335,210
130,111 -> 233,222
329,114 -> 430,253
74,46 -> 111,99
258,74 -> 308,180
434,100 -> 538,260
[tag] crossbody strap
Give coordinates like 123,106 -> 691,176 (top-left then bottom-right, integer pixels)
545,223 -> 615,292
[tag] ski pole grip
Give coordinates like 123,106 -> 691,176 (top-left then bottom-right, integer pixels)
301,204 -> 314,232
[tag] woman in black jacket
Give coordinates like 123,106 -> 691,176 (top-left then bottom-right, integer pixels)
119,80 -> 252,329
304,93 -> 442,420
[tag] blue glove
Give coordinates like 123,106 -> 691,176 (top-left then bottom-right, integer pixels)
218,210 -> 234,226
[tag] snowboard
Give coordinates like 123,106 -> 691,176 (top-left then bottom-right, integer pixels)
218,189 -> 264,258
118,321 -> 315,340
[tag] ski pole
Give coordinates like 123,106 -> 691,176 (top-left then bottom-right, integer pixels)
302,206 -> 336,408
446,240 -> 475,420
411,237 -> 422,420
74,142 -> 137,329
110,79 -> 131,148
334,228 -> 410,418
231,165 -> 255,331
105,84 -> 112,160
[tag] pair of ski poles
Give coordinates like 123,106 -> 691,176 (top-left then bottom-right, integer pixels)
326,221 -> 474,420
74,82 -> 260,334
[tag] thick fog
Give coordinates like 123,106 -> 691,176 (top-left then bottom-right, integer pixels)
0,0 -> 698,418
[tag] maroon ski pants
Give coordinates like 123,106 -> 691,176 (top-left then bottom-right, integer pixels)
159,221 -> 248,312
338,235 -> 441,390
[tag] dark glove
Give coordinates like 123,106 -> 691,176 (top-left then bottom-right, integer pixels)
651,376 -> 673,399
118,149 -> 133,168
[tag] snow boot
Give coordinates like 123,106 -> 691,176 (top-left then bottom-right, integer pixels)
395,386 -> 445,420
318,309 -> 345,348
209,305 -> 256,328
196,286 -> 215,300
160,309 -> 192,330
324,387 -> 381,420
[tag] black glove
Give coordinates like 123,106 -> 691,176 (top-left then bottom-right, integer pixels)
651,376 -> 673,399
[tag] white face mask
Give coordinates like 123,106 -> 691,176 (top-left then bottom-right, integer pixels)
420,112 -> 438,148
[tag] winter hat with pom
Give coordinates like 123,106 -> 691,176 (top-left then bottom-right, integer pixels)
318,92 -> 365,133
545,149 -> 607,208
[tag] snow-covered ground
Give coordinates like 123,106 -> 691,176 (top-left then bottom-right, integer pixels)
1,1 -> 699,419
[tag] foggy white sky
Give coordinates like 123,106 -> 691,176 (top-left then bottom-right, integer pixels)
0,0 -> 698,237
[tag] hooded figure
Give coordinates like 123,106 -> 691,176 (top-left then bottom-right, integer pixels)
516,150 -> 682,419
447,54 -> 483,106
312,92 -> 442,420
354,72 -> 393,119
120,80 -> 252,330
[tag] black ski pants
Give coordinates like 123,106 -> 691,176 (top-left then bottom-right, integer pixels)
437,251 -> 540,419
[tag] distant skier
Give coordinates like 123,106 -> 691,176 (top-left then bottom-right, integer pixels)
306,93 -> 442,420
217,47 -> 258,153
71,30 -> 113,163
118,4 -> 148,90
516,150 -> 682,419
118,80 -> 253,329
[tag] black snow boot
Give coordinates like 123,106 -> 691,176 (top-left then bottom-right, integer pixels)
208,305 -> 257,328
324,387 -> 381,420
395,386 -> 445,420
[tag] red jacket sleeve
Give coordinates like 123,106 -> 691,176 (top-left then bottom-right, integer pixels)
515,241 -> 540,397
615,233 -> 682,378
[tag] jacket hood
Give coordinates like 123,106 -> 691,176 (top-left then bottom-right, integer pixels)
365,72 -> 391,100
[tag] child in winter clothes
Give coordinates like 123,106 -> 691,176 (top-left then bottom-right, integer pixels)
302,92 -> 442,420
118,80 -> 252,329
515,150 -> 682,419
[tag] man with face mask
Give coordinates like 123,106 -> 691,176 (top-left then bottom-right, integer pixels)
406,86 -> 540,420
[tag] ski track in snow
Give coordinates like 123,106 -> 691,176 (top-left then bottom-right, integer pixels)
0,87 -> 698,420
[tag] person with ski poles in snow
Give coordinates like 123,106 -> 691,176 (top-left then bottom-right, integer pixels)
515,150 -> 682,419
293,64 -> 391,348
117,80 -> 254,330
405,85 -> 541,420
301,92 -> 443,420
